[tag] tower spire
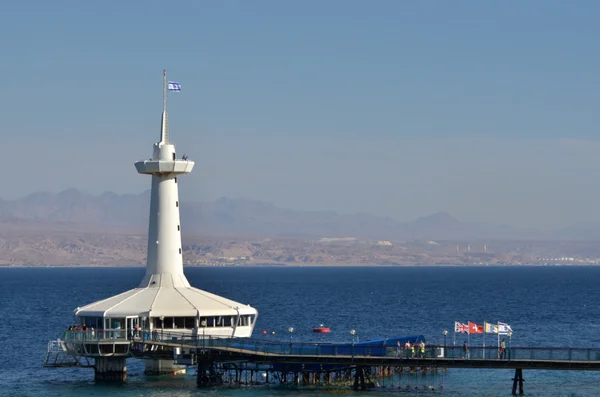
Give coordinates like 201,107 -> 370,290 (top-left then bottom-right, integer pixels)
163,69 -> 167,114
160,69 -> 169,143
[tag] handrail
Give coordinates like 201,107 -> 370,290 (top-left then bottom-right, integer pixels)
62,330 -> 600,363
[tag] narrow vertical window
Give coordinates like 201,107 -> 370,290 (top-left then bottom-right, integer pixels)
177,225 -> 180,231
179,248 -> 182,254
174,177 -> 177,183
176,201 -> 179,207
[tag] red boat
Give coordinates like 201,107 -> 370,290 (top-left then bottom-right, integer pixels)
312,324 -> 331,333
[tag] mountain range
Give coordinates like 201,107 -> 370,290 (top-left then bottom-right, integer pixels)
0,189 -> 598,240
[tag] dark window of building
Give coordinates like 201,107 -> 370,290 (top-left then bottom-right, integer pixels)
175,177 -> 177,183
152,317 -> 161,328
174,317 -> 185,328
184,317 -> 195,328
176,201 -> 179,207
172,153 -> 176,160
179,248 -> 182,254
177,225 -> 180,231
164,317 -> 173,329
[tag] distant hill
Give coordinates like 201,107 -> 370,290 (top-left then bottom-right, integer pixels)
0,189 -> 595,240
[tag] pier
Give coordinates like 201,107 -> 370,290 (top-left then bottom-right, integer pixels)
47,330 -> 600,395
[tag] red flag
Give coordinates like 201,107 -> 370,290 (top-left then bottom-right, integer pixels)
468,321 -> 483,334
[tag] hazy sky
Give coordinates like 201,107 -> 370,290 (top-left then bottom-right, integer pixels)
2,1 -> 600,229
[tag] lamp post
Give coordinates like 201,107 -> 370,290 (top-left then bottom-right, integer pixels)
201,319 -> 207,349
142,316 -> 147,340
350,329 -> 356,360
160,316 -> 165,341
443,330 -> 448,357
508,331 -> 512,360
288,327 -> 294,353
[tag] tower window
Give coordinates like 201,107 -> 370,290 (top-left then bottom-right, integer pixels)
174,177 -> 177,183
177,225 -> 180,231
176,201 -> 179,207
179,248 -> 182,254
172,153 -> 176,160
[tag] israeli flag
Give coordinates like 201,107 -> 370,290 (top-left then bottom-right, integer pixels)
167,81 -> 181,92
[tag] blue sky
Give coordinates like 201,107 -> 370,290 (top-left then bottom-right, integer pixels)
2,0 -> 600,229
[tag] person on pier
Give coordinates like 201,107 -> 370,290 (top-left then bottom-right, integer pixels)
463,341 -> 470,359
499,338 -> 506,359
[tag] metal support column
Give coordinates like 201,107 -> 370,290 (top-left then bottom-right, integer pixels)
511,368 -> 524,395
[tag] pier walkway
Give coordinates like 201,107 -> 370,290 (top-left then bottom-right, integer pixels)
54,330 -> 600,394
59,330 -> 600,370
131,334 -> 600,371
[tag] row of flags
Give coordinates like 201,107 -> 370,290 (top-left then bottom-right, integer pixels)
455,321 -> 513,335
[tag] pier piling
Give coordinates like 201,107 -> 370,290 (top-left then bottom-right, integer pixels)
512,368 -> 524,395
94,357 -> 126,382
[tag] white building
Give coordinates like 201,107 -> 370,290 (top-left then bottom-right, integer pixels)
71,71 -> 258,377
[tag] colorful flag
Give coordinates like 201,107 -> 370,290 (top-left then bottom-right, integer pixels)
484,322 -> 499,334
454,321 -> 462,333
498,322 -> 513,335
468,321 -> 483,334
454,321 -> 469,333
168,81 -> 181,92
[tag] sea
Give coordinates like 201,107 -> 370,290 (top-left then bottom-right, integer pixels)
1,265 -> 600,397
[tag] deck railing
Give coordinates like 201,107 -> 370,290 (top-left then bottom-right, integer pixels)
62,329 -> 131,342
62,330 -> 600,363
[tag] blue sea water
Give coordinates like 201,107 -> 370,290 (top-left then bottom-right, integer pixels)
1,265 -> 600,396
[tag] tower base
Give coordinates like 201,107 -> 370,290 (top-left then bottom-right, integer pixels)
145,359 -> 187,375
95,357 -> 127,382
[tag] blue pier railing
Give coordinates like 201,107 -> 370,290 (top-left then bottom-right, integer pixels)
197,338 -> 600,363
61,330 -> 600,363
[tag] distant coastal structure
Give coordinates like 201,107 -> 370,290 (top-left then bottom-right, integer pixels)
68,70 -> 258,380
317,237 -> 357,244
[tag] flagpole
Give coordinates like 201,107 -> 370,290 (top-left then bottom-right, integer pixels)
497,321 -> 500,353
163,69 -> 167,114
483,322 -> 486,359
160,69 -> 169,143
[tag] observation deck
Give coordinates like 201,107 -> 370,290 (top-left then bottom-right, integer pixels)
135,159 -> 194,175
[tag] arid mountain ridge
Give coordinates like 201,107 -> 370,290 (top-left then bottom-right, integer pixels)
0,188 -> 598,240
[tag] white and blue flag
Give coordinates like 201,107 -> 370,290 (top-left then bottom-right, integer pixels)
167,81 -> 181,92
498,322 -> 513,335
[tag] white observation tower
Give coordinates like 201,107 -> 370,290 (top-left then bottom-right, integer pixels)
136,70 -> 194,289
70,71 -> 258,381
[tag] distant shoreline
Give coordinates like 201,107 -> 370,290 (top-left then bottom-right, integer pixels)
1,263 -> 599,268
